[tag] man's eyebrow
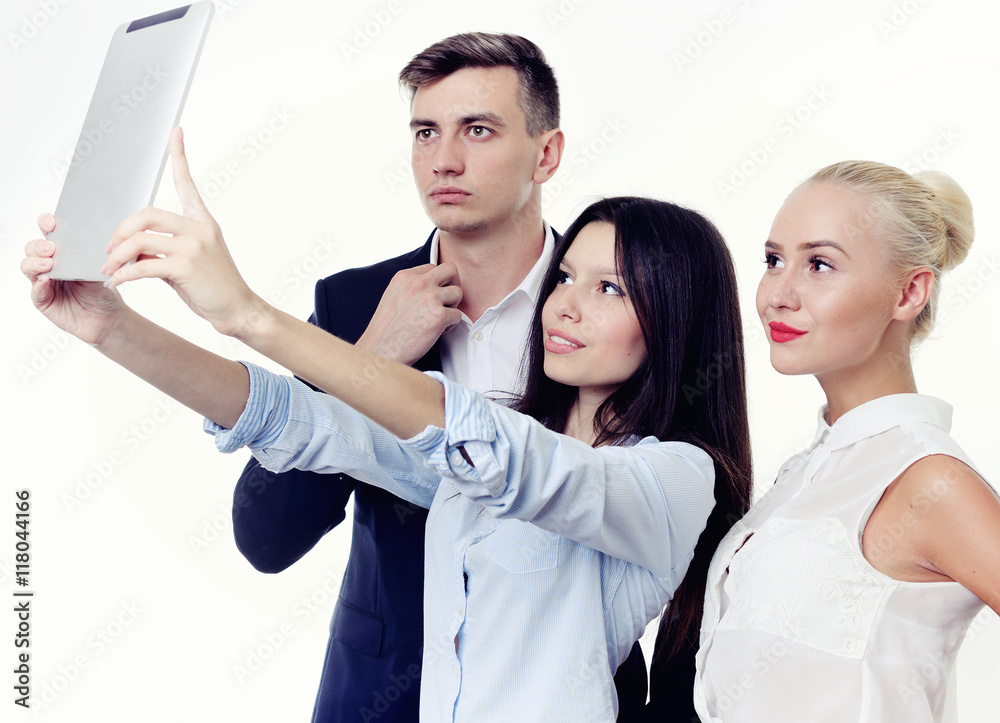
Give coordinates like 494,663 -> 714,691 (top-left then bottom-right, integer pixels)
459,112 -> 506,128
409,118 -> 439,130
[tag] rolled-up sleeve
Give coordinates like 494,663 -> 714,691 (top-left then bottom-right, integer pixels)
403,373 -> 716,580
204,362 -> 441,509
204,362 -> 292,453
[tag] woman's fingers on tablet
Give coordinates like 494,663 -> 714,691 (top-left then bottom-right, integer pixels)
110,207 -> 196,249
105,256 -> 179,289
102,231 -> 175,283
37,214 -> 55,234
169,127 -> 213,223
21,239 -> 55,278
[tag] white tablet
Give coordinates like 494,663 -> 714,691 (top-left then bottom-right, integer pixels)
47,2 -> 214,281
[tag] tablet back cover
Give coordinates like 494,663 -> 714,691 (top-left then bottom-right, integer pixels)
48,2 -> 213,281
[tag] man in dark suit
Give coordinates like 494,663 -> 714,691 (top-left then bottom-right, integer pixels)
231,33 -> 649,722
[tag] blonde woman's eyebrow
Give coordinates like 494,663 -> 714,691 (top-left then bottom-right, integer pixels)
764,239 -> 849,258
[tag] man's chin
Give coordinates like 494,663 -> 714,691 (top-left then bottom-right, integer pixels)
435,218 -> 489,235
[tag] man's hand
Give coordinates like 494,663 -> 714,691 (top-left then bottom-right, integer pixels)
355,262 -> 464,365
102,126 -> 265,339
22,215 -> 128,347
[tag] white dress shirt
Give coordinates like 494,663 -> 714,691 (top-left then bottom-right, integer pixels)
431,225 -> 554,397
694,394 -> 990,723
207,364 -> 716,722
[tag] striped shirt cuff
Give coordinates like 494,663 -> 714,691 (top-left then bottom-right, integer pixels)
403,372 -> 498,481
203,362 -> 292,453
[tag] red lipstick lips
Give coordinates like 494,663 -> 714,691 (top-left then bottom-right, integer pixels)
768,321 -> 807,343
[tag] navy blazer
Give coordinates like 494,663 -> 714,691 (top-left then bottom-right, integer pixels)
232,232 -> 651,722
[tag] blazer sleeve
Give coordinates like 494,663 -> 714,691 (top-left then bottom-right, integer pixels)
232,238 -> 439,573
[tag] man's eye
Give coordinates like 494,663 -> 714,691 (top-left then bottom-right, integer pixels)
416,129 -> 438,141
468,126 -> 492,138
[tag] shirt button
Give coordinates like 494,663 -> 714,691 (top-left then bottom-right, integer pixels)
449,450 -> 465,466
473,330 -> 484,342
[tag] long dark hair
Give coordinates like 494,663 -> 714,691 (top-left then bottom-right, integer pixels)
515,196 -> 752,660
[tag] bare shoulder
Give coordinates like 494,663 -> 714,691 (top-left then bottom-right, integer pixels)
895,454 -> 996,513
899,456 -> 1000,604
865,454 -> 999,585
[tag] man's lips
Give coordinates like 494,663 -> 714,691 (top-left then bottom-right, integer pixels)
768,321 -> 807,343
430,187 -> 471,204
544,329 -> 585,354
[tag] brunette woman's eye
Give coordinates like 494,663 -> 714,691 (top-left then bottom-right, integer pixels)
600,281 -> 625,296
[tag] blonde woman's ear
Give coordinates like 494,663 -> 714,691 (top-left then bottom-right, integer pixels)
893,266 -> 935,322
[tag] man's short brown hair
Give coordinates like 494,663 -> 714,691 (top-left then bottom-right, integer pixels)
399,32 -> 560,136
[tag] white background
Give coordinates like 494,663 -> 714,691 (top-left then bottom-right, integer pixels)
2,0 -> 998,721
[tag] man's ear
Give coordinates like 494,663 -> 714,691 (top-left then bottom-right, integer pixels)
894,266 -> 935,322
533,128 -> 565,184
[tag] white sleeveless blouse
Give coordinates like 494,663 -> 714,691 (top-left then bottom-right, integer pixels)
694,394 -> 989,722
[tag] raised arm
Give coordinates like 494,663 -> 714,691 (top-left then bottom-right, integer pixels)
92,130 -> 442,439
23,226 -> 250,427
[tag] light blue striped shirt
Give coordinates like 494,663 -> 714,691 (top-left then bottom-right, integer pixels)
206,363 -> 715,722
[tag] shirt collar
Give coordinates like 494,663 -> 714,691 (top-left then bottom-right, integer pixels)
814,393 -> 953,452
428,223 -> 555,308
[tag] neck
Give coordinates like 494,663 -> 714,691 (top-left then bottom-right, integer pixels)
438,209 -> 545,322
563,388 -> 611,446
817,344 -> 918,426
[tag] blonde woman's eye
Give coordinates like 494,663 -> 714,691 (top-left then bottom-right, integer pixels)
763,253 -> 784,269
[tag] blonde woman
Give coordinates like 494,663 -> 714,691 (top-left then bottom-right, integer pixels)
693,161 -> 999,722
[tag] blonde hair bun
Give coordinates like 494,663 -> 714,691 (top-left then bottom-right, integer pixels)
913,170 -> 974,273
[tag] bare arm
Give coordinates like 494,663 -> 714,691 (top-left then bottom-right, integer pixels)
99,127 -> 445,438
864,454 -> 1000,615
